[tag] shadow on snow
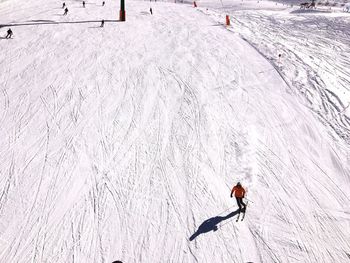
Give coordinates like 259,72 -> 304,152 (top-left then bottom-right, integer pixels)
189,209 -> 240,241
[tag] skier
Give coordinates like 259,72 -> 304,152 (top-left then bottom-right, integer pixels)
62,2 -> 66,8
63,7 -> 69,15
5,28 -> 13,39
100,19 -> 105,27
150,7 -> 153,14
102,1 -> 105,6
230,182 -> 246,213
83,1 -> 85,8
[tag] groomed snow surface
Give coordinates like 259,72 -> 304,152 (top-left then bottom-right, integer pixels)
0,0 -> 350,262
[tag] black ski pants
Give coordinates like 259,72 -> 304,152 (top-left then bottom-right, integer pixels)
236,197 -> 246,212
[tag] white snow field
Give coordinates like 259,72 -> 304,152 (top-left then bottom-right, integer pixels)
0,0 -> 350,262
202,1 -> 350,143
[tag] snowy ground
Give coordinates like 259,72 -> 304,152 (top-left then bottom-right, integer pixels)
202,2 -> 350,143
1,0 -> 350,262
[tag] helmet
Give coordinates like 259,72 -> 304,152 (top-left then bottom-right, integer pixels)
237,182 -> 241,186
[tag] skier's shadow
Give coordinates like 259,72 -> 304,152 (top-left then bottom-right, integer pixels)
189,209 -> 240,241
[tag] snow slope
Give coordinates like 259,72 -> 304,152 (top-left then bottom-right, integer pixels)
1,0 -> 350,262
202,3 -> 350,143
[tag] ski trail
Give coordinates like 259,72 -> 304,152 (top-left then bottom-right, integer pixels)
1,0 -> 350,262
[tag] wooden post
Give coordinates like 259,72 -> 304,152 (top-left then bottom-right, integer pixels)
120,0 -> 125,21
226,15 -> 230,26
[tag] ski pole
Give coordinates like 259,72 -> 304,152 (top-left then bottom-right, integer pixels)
244,197 -> 254,203
217,205 -> 236,216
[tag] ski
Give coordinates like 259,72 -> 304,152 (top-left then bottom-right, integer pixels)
241,201 -> 248,221
236,213 -> 240,222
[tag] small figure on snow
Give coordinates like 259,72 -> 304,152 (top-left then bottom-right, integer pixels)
102,1 -> 105,6
5,28 -> 13,39
150,7 -> 153,14
230,182 -> 246,213
83,1 -> 86,8
62,2 -> 66,8
63,7 -> 69,15
100,19 -> 105,27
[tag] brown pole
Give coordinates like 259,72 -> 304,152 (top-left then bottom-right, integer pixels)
120,0 -> 125,21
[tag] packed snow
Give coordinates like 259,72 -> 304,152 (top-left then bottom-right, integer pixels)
0,0 -> 350,262
202,1 -> 350,142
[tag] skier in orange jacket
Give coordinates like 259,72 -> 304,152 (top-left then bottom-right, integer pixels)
230,182 -> 246,212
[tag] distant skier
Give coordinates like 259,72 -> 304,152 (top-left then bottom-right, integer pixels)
100,19 -> 105,27
230,182 -> 246,213
5,28 -> 13,39
102,1 -> 105,6
63,7 -> 69,15
62,2 -> 66,8
83,1 -> 85,8
150,7 -> 153,14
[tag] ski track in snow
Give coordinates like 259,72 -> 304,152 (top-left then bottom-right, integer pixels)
202,5 -> 350,143
1,0 -> 350,262
200,3 -> 350,262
